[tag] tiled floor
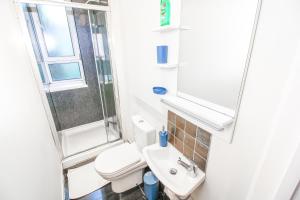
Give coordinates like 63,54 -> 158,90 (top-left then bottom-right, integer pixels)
64,161 -> 170,200
72,184 -> 144,200
66,183 -> 170,200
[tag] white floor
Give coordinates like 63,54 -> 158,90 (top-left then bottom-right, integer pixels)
67,161 -> 109,199
60,121 -> 119,157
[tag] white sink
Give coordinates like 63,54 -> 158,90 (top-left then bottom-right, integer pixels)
143,143 -> 205,199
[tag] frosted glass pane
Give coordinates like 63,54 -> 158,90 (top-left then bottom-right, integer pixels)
37,5 -> 74,57
37,63 -> 46,83
49,63 -> 81,81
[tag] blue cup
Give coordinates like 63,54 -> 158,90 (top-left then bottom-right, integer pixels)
157,45 -> 168,64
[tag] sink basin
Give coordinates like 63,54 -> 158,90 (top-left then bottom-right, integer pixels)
143,143 -> 205,199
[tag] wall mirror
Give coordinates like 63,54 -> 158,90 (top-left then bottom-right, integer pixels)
177,0 -> 259,118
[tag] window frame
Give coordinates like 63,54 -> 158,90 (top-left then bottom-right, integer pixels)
29,4 -> 87,92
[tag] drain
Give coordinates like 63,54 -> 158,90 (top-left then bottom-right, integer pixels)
169,168 -> 177,175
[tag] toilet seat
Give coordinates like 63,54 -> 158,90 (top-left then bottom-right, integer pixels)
95,143 -> 146,180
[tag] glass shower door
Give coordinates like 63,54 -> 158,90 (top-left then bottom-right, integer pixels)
90,10 -> 121,142
21,3 -> 121,158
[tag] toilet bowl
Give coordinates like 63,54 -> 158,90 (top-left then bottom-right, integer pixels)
94,115 -> 156,193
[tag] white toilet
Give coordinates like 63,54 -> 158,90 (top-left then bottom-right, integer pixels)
94,115 -> 156,193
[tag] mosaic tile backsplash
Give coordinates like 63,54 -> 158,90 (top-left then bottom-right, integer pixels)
167,111 -> 211,172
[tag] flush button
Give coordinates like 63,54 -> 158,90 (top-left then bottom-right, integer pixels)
169,168 -> 177,175
138,120 -> 144,123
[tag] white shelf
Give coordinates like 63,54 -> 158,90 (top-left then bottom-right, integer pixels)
152,26 -> 191,32
161,95 -> 233,131
157,63 -> 178,69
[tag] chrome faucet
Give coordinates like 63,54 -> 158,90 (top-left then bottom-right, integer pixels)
177,157 -> 197,178
177,157 -> 190,169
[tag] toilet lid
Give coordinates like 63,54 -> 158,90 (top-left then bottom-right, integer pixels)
95,143 -> 141,175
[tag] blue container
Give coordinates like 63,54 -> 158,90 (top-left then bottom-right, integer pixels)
159,130 -> 168,147
144,171 -> 159,200
153,87 -> 167,95
157,45 -> 168,64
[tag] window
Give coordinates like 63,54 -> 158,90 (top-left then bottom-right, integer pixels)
25,5 -> 87,92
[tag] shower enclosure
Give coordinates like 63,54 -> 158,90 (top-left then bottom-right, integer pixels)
19,1 -> 121,158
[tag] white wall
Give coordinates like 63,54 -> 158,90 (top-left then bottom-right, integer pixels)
112,0 -> 300,199
0,1 -> 63,200
112,0 -> 180,140
246,44 -> 300,200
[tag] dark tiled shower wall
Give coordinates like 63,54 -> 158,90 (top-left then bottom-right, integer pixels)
167,111 -> 211,172
47,9 -> 103,131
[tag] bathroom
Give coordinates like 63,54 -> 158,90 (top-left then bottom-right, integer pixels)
0,0 -> 299,200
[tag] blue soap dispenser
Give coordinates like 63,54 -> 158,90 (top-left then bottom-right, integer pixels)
159,126 -> 168,147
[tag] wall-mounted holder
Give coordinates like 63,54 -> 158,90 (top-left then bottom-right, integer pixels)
152,26 -> 191,33
156,63 -> 178,69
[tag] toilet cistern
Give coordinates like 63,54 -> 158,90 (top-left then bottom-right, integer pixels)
95,115 -> 156,193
